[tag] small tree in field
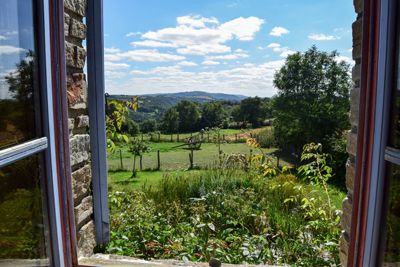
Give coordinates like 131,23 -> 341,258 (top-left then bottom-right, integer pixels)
129,140 -> 150,178
273,46 -> 351,156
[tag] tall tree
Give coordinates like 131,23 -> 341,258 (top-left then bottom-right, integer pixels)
200,102 -> 226,128
175,100 -> 201,132
273,46 -> 351,156
161,107 -> 179,133
238,97 -> 264,128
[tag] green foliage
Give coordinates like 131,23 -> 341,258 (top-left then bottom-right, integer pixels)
140,119 -> 158,133
129,140 -> 151,177
236,97 -> 269,128
106,99 -> 130,152
121,119 -> 140,136
200,102 -> 226,129
107,161 -> 344,265
160,107 -> 179,134
273,46 -> 351,159
254,128 -> 276,148
175,100 -> 201,132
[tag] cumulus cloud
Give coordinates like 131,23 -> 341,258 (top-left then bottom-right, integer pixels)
177,43 -> 231,55
105,49 -> 185,62
104,61 -> 130,71
104,47 -> 121,54
0,45 -> 25,55
0,35 -> 7,40
219,16 -> 264,41
177,15 -> 219,28
106,60 -> 285,97
178,61 -> 198,67
131,40 -> 178,48
202,60 -> 220,66
269,26 -> 289,37
335,55 -> 354,67
308,34 -> 339,41
266,43 -> 295,58
206,51 -> 248,60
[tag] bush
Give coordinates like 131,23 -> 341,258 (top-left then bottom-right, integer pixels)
255,128 -> 275,148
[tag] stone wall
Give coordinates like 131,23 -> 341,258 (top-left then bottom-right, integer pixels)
64,0 -> 96,258
339,0 -> 362,265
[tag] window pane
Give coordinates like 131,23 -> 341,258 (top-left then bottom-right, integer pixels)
0,0 -> 41,150
383,162 -> 400,264
0,154 -> 49,265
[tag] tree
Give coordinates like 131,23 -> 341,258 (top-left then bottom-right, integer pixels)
200,102 -> 226,128
238,97 -> 265,128
121,119 -> 140,136
160,107 -> 179,133
140,119 -> 157,133
272,46 -> 351,158
175,100 -> 201,132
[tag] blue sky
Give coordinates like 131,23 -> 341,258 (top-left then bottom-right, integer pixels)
104,0 -> 355,97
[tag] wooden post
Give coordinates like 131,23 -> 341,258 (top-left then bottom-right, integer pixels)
235,133 -> 238,142
119,149 -> 123,169
223,134 -> 225,141
170,134 -> 173,142
157,150 -> 160,170
140,155 -> 143,171
189,150 -> 194,169
177,133 -> 180,142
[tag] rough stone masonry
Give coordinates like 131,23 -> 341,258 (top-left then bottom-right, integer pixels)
64,0 -> 96,258
339,0 -> 362,265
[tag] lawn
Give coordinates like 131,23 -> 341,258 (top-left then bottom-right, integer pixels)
107,142 -> 286,171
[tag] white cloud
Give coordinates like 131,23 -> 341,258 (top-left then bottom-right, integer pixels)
106,60 -> 285,97
177,15 -> 219,28
0,35 -> 7,41
308,34 -> 339,41
131,40 -> 178,48
177,43 -> 231,55
104,61 -> 130,71
0,45 -> 25,55
206,51 -> 248,60
178,61 -> 198,67
105,49 -> 185,62
104,47 -> 121,54
266,43 -> 295,58
202,60 -> 220,65
219,16 -> 264,41
126,32 -> 142,37
335,55 -> 354,67
267,43 -> 280,48
269,26 -> 289,37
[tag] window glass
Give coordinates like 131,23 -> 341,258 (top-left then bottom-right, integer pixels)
0,0 -> 40,150
0,154 -> 49,265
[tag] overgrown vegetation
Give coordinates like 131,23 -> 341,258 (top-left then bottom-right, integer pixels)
106,144 -> 345,266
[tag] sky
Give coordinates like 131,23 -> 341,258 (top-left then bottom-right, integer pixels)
103,0 -> 355,97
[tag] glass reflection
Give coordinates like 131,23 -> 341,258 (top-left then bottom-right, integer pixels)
0,155 -> 49,265
383,163 -> 400,264
0,0 -> 39,150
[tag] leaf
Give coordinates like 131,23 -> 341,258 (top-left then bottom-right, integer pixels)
207,223 -> 215,231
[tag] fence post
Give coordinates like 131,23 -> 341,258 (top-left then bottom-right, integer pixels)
189,150 -> 194,169
170,134 -> 173,142
235,133 -> 238,142
157,150 -> 160,170
119,149 -> 123,169
223,134 -> 225,141
140,155 -> 143,171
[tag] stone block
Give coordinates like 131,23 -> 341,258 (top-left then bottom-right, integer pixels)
65,41 -> 86,69
352,64 -> 361,83
341,198 -> 353,234
352,18 -> 363,47
74,195 -> 93,229
76,115 -> 89,128
339,234 -> 349,266
350,87 -> 360,127
77,220 -> 96,257
72,164 -> 91,205
70,134 -> 90,166
64,13 -> 70,37
64,0 -> 87,17
346,159 -> 355,195
70,18 -> 87,39
67,73 -> 87,109
68,118 -> 75,136
347,131 -> 357,156
353,44 -> 361,61
354,0 -> 362,14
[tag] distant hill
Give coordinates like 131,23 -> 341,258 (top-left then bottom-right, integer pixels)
108,91 -> 247,122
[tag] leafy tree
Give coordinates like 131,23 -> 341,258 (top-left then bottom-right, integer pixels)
121,119 -> 140,136
175,100 -> 201,132
238,97 -> 265,128
272,46 -> 351,176
200,102 -> 226,128
160,107 -> 179,133
129,140 -> 150,178
140,119 -> 158,133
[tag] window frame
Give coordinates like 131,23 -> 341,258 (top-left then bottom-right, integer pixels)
0,0 -> 65,265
